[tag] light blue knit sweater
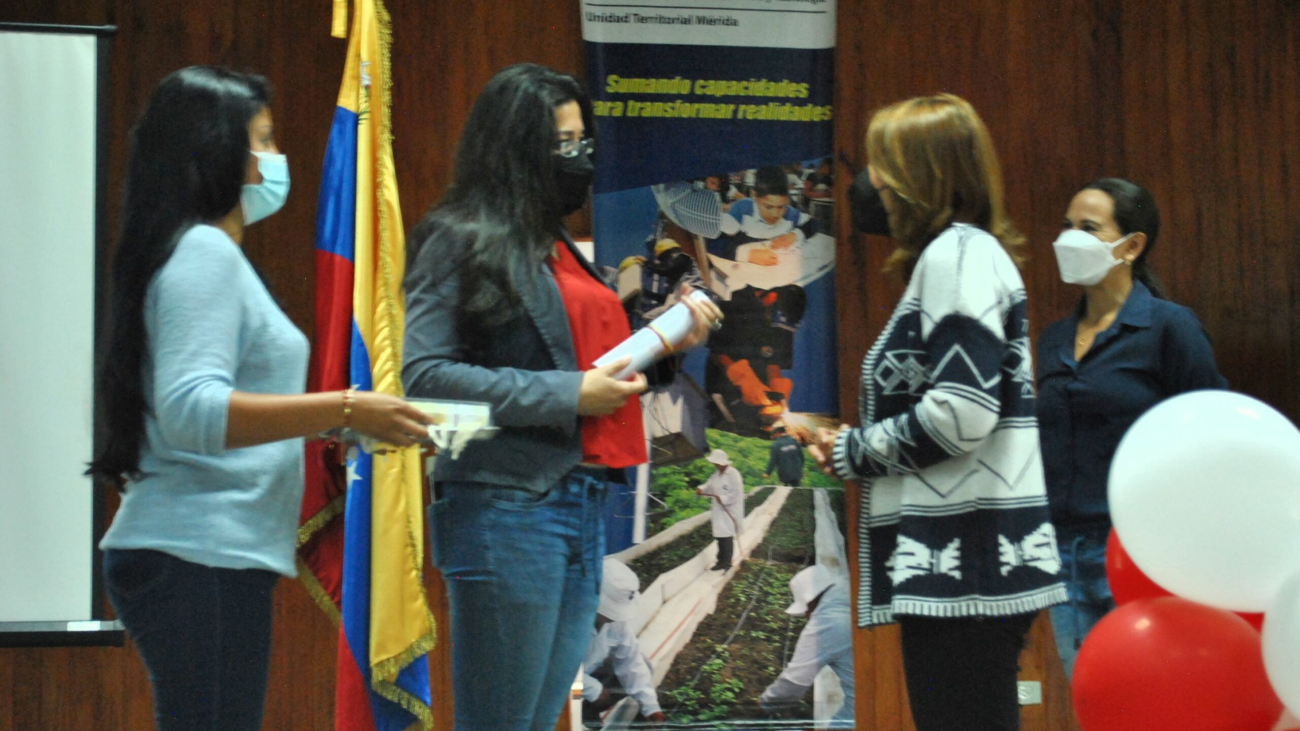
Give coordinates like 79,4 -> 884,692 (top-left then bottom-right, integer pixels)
100,225 -> 309,576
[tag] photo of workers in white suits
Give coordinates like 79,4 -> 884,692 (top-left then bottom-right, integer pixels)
588,433 -> 850,728
695,449 -> 746,571
760,565 -> 855,727
583,559 -> 665,724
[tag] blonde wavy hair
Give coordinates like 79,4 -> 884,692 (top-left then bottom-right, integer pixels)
865,93 -> 1025,277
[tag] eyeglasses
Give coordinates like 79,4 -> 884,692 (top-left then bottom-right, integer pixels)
554,137 -> 595,158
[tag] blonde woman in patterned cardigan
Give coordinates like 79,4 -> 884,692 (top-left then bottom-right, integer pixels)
811,94 -> 1067,731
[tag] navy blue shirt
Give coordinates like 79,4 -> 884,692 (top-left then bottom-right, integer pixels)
1036,282 -> 1227,527
766,435 -> 805,483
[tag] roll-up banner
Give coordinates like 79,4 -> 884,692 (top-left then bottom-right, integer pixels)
582,3 -> 853,728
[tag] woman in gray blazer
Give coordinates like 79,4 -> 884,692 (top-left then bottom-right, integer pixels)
403,64 -> 718,731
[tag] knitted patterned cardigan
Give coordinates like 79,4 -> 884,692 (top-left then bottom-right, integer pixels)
832,224 -> 1068,627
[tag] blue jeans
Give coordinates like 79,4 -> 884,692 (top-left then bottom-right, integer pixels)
429,469 -> 608,731
1049,526 -> 1115,678
102,549 -> 278,731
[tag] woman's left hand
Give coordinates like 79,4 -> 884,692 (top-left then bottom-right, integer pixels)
808,424 -> 849,476
677,284 -> 724,351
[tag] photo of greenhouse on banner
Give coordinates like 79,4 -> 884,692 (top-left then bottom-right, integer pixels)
580,2 -> 849,728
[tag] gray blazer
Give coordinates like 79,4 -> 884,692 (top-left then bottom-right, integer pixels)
402,226 -> 603,492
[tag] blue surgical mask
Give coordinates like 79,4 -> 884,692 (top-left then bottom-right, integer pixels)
241,151 -> 290,225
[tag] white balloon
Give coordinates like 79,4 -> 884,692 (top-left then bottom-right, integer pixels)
1264,572 -> 1300,718
1270,707 -> 1300,731
1109,390 -> 1300,612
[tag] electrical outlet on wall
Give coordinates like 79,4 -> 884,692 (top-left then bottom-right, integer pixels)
1017,681 -> 1042,705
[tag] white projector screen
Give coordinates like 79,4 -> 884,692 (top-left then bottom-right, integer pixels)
0,26 -> 109,630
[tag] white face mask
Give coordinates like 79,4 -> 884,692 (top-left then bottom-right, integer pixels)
1052,229 -> 1133,286
241,151 -> 290,225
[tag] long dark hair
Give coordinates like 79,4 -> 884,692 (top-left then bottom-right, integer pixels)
407,63 -> 592,333
88,66 -> 270,486
1082,177 -> 1166,299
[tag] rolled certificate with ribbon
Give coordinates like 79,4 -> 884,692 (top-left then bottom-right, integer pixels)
593,290 -> 713,380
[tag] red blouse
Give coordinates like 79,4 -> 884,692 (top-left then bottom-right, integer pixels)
549,241 -> 647,469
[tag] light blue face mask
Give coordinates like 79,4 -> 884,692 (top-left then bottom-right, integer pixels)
241,151 -> 290,225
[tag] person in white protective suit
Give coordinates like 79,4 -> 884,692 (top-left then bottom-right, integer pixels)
582,558 -> 666,723
695,449 -> 746,571
760,565 -> 856,727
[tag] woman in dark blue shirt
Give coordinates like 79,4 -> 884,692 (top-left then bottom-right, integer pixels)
1037,178 -> 1227,677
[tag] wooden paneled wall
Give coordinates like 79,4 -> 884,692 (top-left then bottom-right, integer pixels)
834,0 -> 1300,424
2,0 -> 1297,729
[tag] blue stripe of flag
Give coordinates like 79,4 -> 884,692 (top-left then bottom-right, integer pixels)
315,107 -> 359,262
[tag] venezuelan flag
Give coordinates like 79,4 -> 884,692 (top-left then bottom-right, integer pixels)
297,1 -> 435,729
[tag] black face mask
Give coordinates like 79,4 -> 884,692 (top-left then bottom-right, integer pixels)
848,168 -> 891,236
555,150 -> 595,216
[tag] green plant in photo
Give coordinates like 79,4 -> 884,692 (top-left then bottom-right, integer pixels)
710,677 -> 743,705
667,684 -> 703,708
701,655 -> 726,676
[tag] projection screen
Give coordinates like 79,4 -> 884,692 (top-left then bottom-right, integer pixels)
0,24 -> 117,642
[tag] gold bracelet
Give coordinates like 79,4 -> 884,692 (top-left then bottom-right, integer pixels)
342,385 -> 358,428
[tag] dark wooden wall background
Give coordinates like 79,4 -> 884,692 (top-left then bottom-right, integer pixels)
1,0 -> 1296,729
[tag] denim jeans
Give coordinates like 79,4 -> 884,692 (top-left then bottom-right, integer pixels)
1049,526 -> 1115,678
102,549 -> 278,731
429,469 -> 608,731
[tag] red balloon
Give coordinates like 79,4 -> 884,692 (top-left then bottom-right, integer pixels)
1108,530 -> 1268,632
1106,529 -> 1173,605
1239,611 -> 1266,632
1072,597 -> 1282,731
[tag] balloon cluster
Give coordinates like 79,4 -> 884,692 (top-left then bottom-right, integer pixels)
1071,391 -> 1300,731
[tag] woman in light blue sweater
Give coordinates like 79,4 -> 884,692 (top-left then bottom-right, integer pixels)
88,67 -> 433,731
